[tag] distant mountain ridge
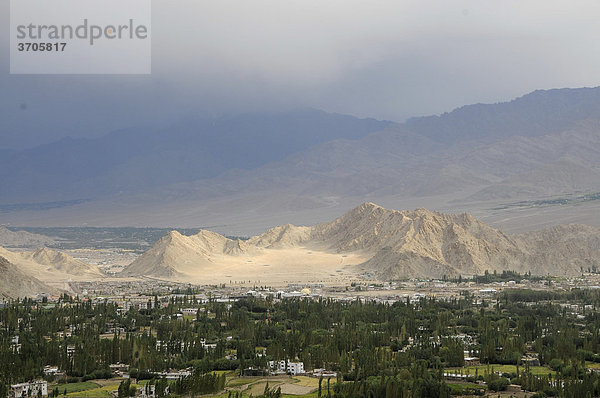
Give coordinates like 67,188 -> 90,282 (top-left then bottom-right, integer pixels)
122,203 -> 600,281
157,116 -> 600,203
0,226 -> 55,248
3,87 -> 600,233
0,110 -> 391,202
405,87 -> 600,144
108,87 -> 600,213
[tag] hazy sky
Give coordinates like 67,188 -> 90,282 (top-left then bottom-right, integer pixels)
2,0 -> 600,148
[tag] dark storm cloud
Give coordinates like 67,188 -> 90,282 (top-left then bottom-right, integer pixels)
1,0 -> 600,148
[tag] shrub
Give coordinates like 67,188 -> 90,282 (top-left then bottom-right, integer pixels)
548,358 -> 563,371
487,377 -> 509,392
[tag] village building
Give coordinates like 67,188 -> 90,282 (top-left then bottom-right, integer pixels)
10,381 -> 47,398
268,360 -> 305,375
109,363 -> 130,377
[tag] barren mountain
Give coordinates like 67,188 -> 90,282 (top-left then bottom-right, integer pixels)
4,87 -> 600,233
518,224 -> 600,275
121,203 -> 600,282
404,87 -> 600,144
247,224 -> 313,249
0,226 -> 55,248
122,230 -> 254,278
0,110 -> 390,203
0,256 -> 58,298
0,246 -> 103,282
129,105 -> 600,223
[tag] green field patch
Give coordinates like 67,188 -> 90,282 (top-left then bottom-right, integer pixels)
214,370 -> 234,376
586,361 -> 600,369
446,382 -> 486,395
54,382 -> 100,394
281,393 -> 318,398
64,383 -> 143,397
65,384 -> 118,397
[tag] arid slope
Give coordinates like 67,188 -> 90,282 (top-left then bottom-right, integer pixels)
0,256 -> 59,298
122,203 -> 600,282
0,246 -> 104,282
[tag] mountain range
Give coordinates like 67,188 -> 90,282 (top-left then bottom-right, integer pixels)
2,202 -> 599,297
0,110 -> 390,203
122,203 -> 600,282
2,87 -> 600,235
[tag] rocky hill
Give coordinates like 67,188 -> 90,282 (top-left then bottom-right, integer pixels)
0,256 -> 58,298
122,230 -> 252,278
121,203 -> 600,281
0,246 -> 103,282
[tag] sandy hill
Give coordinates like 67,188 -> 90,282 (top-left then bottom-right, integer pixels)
122,230 -> 253,278
311,203 -> 526,279
0,256 -> 58,298
0,246 -> 104,282
247,224 -> 312,249
121,203 -> 600,282
0,226 -> 55,248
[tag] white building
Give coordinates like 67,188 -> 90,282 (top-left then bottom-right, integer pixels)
11,336 -> 21,353
287,362 -> 304,375
43,366 -> 62,377
10,381 -> 48,398
109,363 -> 130,376
108,296 -> 155,312
66,345 -> 75,359
313,369 -> 337,378
268,360 -> 287,373
268,360 -> 304,375
152,370 -> 191,380
199,338 -> 217,350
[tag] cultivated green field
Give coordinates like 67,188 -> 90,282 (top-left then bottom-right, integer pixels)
54,382 -> 101,394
